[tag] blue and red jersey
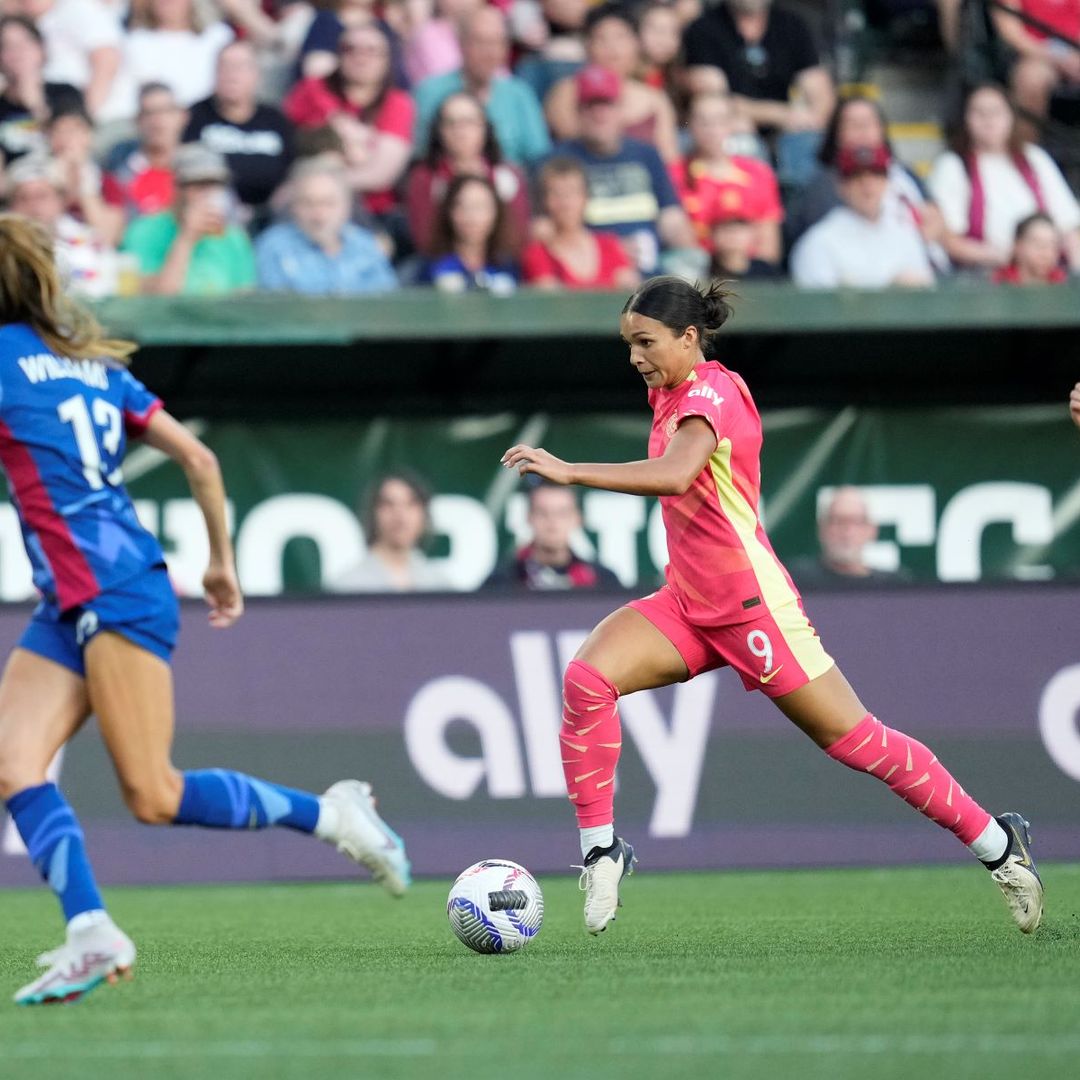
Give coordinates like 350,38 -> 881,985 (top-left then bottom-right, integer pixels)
0,323 -> 166,612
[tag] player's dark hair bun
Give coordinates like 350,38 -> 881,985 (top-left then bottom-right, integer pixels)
700,280 -> 735,333
621,276 -> 735,357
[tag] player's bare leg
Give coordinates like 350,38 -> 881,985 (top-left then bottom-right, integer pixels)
567,607 -> 690,933
86,631 -> 410,895
0,650 -> 89,792
774,664 -> 1043,932
0,650 -> 134,1005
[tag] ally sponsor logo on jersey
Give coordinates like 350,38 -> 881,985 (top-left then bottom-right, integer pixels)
686,386 -> 723,408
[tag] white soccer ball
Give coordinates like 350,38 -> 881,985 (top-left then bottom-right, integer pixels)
447,859 -> 544,954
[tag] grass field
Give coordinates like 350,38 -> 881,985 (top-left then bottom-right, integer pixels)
1,864 -> 1078,1080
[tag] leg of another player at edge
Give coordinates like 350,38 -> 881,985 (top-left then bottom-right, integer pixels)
773,664 -> 1009,864
566,607 -> 690,858
0,649 -> 107,928
84,632 -> 325,835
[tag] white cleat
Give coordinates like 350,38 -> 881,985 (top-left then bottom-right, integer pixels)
578,837 -> 636,935
14,913 -> 135,1006
321,780 -> 411,897
990,812 -> 1044,934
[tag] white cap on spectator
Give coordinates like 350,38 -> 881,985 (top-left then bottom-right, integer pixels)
6,154 -> 66,191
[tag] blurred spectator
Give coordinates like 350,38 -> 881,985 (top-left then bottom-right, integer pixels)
298,0 -> 379,80
384,0 -> 472,86
637,2 -> 683,103
673,0 -> 704,26
927,83 -> 1080,273
787,95 -> 947,273
511,0 -> 588,103
424,172 -> 517,291
545,3 -> 679,161
183,40 -> 295,215
671,91 -> 782,263
635,1 -> 686,117
405,90 -> 529,256
992,0 -> 1080,128
992,212 -> 1069,284
522,155 -> 639,288
255,159 -> 397,293
788,487 -> 911,588
6,153 -> 117,296
330,470 -> 449,592
483,481 -> 622,591
553,65 -> 695,274
296,0 -> 408,86
1070,382 -> 1080,428
104,82 -> 184,217
790,145 -> 935,289
709,212 -> 780,279
12,0 -> 122,121
0,15 -> 83,164
46,102 -> 124,245
683,0 -> 835,186
285,23 -> 414,222
413,6 -> 552,166
123,0 -> 235,116
121,143 -> 256,295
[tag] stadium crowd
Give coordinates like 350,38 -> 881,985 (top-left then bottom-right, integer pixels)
0,0 -> 1078,296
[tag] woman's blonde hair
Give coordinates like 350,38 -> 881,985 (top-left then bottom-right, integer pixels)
0,215 -> 135,364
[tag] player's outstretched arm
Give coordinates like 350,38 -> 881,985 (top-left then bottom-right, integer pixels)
502,418 -> 717,497
1070,383 -> 1080,430
142,410 -> 244,628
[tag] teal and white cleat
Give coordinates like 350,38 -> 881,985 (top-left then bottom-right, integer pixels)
14,914 -> 135,1006
989,812 -> 1044,934
579,836 -> 636,935
321,780 -> 411,897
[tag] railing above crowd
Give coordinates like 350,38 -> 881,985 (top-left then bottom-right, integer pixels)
0,0 -> 1077,301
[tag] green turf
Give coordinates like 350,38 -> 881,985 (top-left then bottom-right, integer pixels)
1,864 -> 1078,1080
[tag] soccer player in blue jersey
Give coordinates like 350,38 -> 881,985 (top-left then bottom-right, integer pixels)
0,215 -> 412,1006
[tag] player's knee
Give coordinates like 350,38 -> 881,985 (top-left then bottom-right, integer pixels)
122,768 -> 183,824
563,658 -> 619,711
0,733 -> 48,800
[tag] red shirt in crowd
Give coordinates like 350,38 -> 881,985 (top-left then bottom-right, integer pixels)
1017,0 -> 1080,41
406,159 -> 530,255
991,264 -> 1068,284
670,155 -> 784,249
283,78 -> 414,214
521,232 -> 633,288
105,151 -> 175,217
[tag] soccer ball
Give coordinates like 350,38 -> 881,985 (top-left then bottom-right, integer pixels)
447,859 -> 544,954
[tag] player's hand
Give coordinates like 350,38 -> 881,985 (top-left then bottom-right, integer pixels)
203,561 -> 244,628
1070,382 -> 1080,430
501,444 -> 575,485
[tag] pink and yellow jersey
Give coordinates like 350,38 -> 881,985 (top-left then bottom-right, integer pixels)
648,360 -> 800,626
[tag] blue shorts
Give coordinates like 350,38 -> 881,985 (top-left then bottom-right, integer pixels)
19,564 -> 180,677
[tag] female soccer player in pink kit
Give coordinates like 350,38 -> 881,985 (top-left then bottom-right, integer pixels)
502,276 -> 1043,937
0,216 -> 410,1006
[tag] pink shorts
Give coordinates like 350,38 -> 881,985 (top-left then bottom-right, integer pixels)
628,585 -> 834,698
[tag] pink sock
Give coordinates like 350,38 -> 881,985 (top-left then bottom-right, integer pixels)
561,659 -> 621,828
826,714 -> 992,845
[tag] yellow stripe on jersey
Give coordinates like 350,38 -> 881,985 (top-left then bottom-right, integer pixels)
708,438 -> 799,612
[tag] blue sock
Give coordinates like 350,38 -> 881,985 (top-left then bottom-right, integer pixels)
6,783 -> 104,922
175,770 -> 320,833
